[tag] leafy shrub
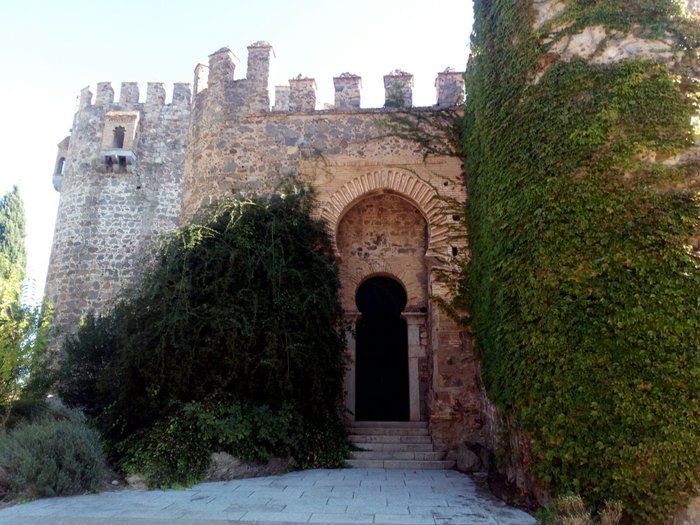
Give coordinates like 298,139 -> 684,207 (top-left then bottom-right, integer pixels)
290,417 -> 349,470
56,311 -> 123,422
119,410 -> 213,488
55,187 -> 349,485
464,0 -> 700,521
0,408 -> 106,499
120,399 -> 348,488
539,495 -> 623,525
1,398 -> 51,430
183,400 -> 299,463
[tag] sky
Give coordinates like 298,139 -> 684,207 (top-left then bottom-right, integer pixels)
0,0 -> 473,304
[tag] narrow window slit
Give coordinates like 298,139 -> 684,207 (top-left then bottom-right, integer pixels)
112,126 -> 126,149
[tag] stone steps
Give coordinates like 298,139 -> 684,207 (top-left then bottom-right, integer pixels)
348,434 -> 433,444
346,459 -> 455,469
347,421 -> 455,470
349,421 -> 428,429
350,450 -> 444,461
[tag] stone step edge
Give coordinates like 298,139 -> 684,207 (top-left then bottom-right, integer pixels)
351,443 -> 435,452
350,451 -> 444,461
348,421 -> 428,428
348,435 -> 432,444
346,459 -> 456,469
346,428 -> 430,436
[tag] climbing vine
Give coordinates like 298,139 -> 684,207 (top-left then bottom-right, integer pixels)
464,0 -> 700,522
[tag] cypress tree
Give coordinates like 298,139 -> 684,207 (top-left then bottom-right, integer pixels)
0,185 -> 27,282
0,185 -> 48,427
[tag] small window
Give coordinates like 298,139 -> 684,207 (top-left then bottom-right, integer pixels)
112,126 -> 126,149
56,157 -> 66,175
451,246 -> 459,256
105,156 -> 114,172
118,156 -> 127,173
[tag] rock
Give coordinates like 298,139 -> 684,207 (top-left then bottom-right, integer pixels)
125,474 -> 147,490
207,452 -> 243,480
673,496 -> 700,525
111,480 -> 120,486
455,443 -> 482,473
478,446 -> 492,471
206,452 -> 290,481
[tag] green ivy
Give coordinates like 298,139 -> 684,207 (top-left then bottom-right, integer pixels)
464,0 -> 700,522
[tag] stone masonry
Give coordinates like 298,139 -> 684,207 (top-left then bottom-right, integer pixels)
48,82 -> 191,345
47,42 -> 480,451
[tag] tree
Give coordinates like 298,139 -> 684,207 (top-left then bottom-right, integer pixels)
0,186 -> 50,428
0,186 -> 26,281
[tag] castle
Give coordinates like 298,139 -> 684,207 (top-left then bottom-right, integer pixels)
44,1 -> 700,513
46,43 -> 483,450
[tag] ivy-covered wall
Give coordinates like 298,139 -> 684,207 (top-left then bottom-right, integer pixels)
464,0 -> 700,521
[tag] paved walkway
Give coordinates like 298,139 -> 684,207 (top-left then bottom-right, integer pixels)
0,469 -> 537,525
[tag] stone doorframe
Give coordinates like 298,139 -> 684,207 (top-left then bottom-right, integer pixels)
310,163 -> 465,424
344,311 -> 426,422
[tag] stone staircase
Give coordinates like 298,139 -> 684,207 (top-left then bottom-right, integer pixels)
346,421 -> 455,469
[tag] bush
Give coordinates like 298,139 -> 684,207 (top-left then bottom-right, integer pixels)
119,411 -> 212,488
0,409 -> 106,499
119,399 -> 348,488
539,495 -> 623,525
55,187 -> 349,486
290,418 -> 349,471
55,311 -> 122,422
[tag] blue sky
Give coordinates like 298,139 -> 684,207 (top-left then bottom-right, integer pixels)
0,0 -> 473,302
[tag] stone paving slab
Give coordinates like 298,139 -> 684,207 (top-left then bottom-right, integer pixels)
0,468 -> 537,525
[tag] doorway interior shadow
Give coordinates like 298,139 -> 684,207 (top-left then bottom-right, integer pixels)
354,276 -> 409,421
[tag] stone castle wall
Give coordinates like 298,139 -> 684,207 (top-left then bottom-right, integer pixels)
47,42 -> 483,449
46,82 -> 191,344
181,44 -> 480,446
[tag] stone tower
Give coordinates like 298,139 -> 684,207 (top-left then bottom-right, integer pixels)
47,82 -> 191,344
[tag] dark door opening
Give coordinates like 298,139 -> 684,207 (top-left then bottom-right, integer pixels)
355,276 -> 409,421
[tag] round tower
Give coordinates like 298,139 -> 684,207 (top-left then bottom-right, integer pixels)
46,81 -> 191,349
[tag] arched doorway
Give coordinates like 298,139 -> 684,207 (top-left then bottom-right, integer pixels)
336,191 -> 429,422
355,276 -> 409,421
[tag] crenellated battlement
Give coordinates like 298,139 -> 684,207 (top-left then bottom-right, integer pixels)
78,81 -> 192,110
73,45 -> 463,123
68,80 -> 193,177
193,42 -> 464,114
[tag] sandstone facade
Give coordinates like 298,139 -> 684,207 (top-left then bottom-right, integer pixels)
47,43 -> 481,449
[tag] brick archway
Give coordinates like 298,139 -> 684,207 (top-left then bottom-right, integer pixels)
319,170 -> 452,259
335,191 -> 428,312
